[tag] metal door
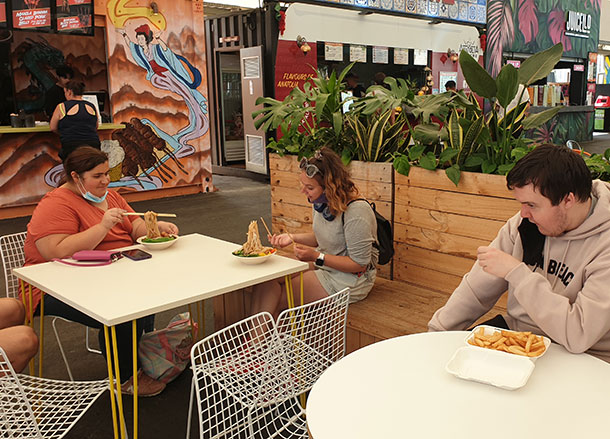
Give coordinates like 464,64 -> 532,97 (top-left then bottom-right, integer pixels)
240,46 -> 267,174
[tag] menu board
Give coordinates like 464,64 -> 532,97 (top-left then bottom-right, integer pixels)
56,0 -> 93,34
12,0 -> 52,30
0,1 -> 7,27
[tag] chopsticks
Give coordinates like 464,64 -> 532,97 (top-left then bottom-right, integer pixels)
259,217 -> 272,237
123,212 -> 177,218
260,216 -> 294,244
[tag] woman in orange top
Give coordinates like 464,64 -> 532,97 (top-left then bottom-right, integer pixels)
24,146 -> 179,396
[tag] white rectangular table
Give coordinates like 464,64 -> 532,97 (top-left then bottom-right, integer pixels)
14,233 -> 309,439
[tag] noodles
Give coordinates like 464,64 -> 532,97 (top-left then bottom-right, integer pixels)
241,221 -> 272,256
144,211 -> 161,239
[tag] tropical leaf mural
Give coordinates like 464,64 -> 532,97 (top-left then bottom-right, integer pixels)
547,7 -> 572,52
486,0 -> 515,77
500,0 -> 599,58
518,0 -> 538,44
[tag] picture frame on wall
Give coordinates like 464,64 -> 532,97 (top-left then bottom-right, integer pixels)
55,0 -> 94,36
0,0 -> 7,28
10,0 -> 52,32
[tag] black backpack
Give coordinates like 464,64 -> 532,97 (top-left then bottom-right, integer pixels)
343,199 -> 394,265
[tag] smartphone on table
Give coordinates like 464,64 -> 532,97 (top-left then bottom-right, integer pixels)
122,249 -> 152,261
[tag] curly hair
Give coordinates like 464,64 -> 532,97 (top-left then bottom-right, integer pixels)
305,147 -> 359,215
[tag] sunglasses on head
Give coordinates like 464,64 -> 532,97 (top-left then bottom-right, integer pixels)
299,157 -> 322,178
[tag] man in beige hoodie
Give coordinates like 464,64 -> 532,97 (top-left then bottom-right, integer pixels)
429,144 -> 610,362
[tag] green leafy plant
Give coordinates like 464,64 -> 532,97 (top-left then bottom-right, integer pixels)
252,63 -> 354,159
343,109 -> 410,163
393,43 -> 565,185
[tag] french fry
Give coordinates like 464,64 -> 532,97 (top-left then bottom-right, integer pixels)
468,328 -> 547,357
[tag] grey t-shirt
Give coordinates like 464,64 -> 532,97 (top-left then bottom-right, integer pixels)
313,200 -> 379,270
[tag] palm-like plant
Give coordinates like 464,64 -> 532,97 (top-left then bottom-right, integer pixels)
252,63 -> 354,159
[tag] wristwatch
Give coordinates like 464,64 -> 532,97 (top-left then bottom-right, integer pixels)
315,252 -> 325,267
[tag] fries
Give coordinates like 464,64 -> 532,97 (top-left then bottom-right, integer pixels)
467,327 -> 547,357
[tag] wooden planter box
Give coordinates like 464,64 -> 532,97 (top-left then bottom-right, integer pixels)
269,153 -> 394,280
393,167 -> 520,297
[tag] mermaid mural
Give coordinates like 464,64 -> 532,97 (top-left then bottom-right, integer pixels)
118,24 -> 208,158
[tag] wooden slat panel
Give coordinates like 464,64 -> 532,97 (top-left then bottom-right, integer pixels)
395,226 -> 488,259
271,186 -> 305,206
396,167 -> 514,199
345,327 -> 361,355
272,218 -> 311,235
393,260 -> 462,294
376,263 -> 391,280
272,201 -> 312,224
270,153 -> 298,172
270,169 -> 300,189
395,206 -> 505,242
353,180 -> 392,202
360,333 -> 376,348
395,185 -> 520,222
213,296 -> 226,329
347,279 -> 450,338
223,289 -> 246,326
349,161 -> 392,183
394,243 -> 474,278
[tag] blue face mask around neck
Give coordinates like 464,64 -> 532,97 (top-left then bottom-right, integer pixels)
311,193 -> 335,221
77,178 -> 108,204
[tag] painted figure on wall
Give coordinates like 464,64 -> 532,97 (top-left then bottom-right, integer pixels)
118,24 -> 208,158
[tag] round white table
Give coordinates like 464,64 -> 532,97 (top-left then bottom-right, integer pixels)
306,332 -> 610,439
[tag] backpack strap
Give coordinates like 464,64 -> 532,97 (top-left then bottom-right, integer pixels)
341,198 -> 379,249
341,198 -> 373,225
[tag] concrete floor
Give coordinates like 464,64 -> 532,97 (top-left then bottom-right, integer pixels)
0,174 -> 272,439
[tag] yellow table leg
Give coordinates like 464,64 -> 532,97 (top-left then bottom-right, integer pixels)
38,292 -> 44,378
27,284 -> 34,377
285,275 -> 295,309
187,303 -> 195,341
104,326 -> 120,439
196,300 -> 202,340
111,326 -> 126,439
198,300 -> 205,339
132,320 -> 138,439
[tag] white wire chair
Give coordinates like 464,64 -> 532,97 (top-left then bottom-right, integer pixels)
0,346 -> 108,438
187,312 -> 308,439
0,231 -> 101,382
276,288 -> 351,396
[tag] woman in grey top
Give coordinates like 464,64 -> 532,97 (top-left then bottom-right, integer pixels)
251,147 -> 378,319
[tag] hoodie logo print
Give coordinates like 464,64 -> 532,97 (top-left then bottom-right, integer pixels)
547,259 -> 574,286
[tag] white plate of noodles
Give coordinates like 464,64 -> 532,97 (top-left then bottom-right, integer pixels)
232,247 -> 277,264
232,220 -> 277,264
137,235 -> 178,250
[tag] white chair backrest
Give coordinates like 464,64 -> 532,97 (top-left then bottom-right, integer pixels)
0,232 -> 27,299
190,312 -> 297,439
0,347 -> 42,437
277,287 -> 350,363
276,288 -> 351,394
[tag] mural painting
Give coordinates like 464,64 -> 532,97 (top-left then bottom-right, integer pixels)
104,0 -> 211,192
486,0 -> 602,77
0,0 -> 211,209
11,27 -> 108,116
0,28 -> 109,208
527,111 -> 594,145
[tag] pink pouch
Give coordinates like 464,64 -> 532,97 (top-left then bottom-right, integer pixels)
54,250 -> 122,266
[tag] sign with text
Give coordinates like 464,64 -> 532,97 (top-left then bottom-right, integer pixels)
12,0 -> 51,30
56,0 -> 93,34
297,0 -> 486,25
275,39 -> 318,102
0,2 -> 6,26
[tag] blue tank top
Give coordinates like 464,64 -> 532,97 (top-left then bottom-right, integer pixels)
57,100 -> 100,146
